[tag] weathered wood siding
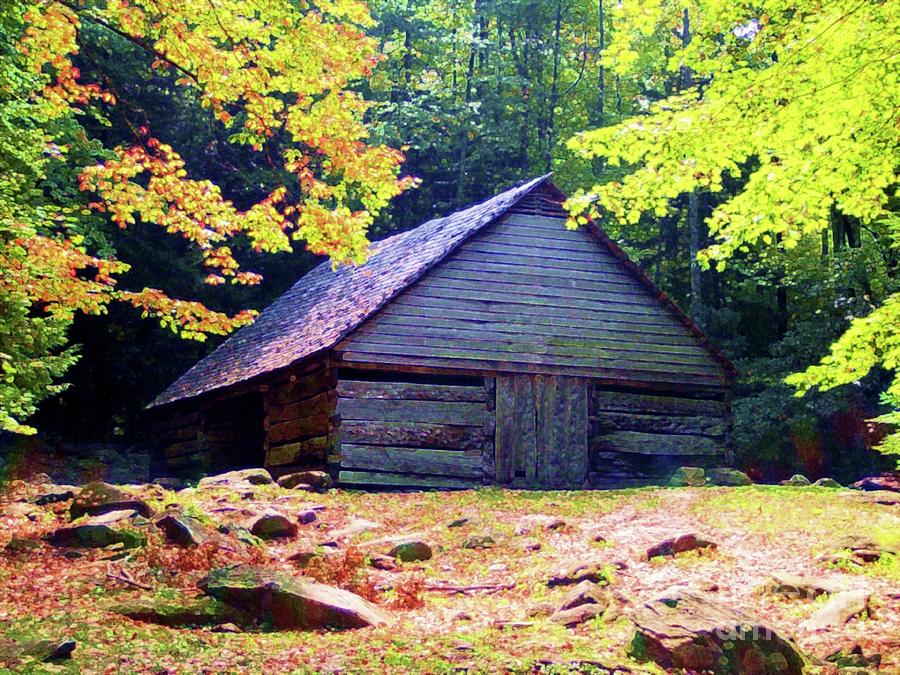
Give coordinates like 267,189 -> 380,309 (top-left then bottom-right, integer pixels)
336,372 -> 493,488
262,358 -> 338,477
588,388 -> 730,487
336,189 -> 728,392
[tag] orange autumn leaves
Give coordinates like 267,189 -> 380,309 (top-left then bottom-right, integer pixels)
16,0 -> 414,339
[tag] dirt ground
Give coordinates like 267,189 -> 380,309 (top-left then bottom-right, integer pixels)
0,480 -> 897,673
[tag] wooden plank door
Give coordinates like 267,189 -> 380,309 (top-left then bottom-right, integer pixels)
495,375 -> 588,487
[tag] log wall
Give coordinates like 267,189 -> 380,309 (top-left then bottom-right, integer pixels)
336,371 -> 494,488
588,388 -> 730,488
262,358 -> 338,477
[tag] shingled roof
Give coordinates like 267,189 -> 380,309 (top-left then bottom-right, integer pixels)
151,175 -> 553,407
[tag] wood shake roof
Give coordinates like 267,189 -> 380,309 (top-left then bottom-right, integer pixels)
151,175 -> 553,407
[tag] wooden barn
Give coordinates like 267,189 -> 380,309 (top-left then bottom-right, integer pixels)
149,176 -> 735,489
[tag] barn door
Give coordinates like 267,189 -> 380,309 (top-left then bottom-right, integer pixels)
495,375 -> 588,488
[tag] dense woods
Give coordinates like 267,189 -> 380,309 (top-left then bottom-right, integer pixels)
0,0 -> 897,482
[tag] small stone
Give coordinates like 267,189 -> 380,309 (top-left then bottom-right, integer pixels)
527,602 -> 555,618
780,474 -> 811,487
5,537 -> 41,553
152,477 -> 186,491
276,470 -> 332,490
29,472 -> 53,485
388,540 -> 433,562
646,533 -> 717,559
70,482 -> 153,520
448,518 -> 469,528
557,580 -> 611,612
826,644 -> 881,670
813,477 -> 843,488
246,508 -> 298,539
669,467 -> 706,487
551,603 -> 606,627
800,590 -> 870,631
324,519 -> 380,542
519,538 -> 541,552
451,611 -> 473,622
296,509 -> 318,525
462,535 -> 495,550
548,561 -> 610,587
368,553 -> 399,571
31,487 -> 76,506
760,573 -> 847,599
705,468 -> 753,486
590,532 -> 607,544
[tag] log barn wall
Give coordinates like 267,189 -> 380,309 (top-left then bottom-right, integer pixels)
588,388 -> 730,488
261,357 -> 338,478
335,370 -> 494,488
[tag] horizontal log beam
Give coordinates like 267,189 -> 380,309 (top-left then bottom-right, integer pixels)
338,470 -> 478,490
339,420 -> 485,451
341,445 -> 482,478
336,380 -> 486,403
592,431 -> 725,456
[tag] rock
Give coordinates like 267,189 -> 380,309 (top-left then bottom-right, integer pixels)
669,467 -> 706,487
198,468 -> 273,489
462,535 -> 495,550
212,622 -> 243,633
548,561 -> 611,587
0,637 -> 75,664
155,513 -> 215,548
551,603 -> 606,627
799,590 -> 870,631
850,473 -> 900,492
276,470 -> 332,490
706,468 -> 753,486
152,477 -> 186,491
780,474 -> 811,487
527,602 -> 556,618
368,553 -> 399,571
324,519 -> 381,543
1,503 -> 39,521
198,564 -> 389,629
557,580 -> 611,612
297,509 -> 318,525
451,610 -> 473,622
813,477 -> 843,488
29,472 -> 53,485
760,573 -> 847,599
448,518 -> 469,528
589,532 -> 607,544
839,535 -> 896,555
519,538 -> 542,552
388,540 -> 433,563
247,509 -> 298,539
31,487 -> 76,506
5,537 -> 41,553
70,482 -> 153,520
826,644 -> 881,670
515,515 -> 567,536
629,588 -> 805,674
47,510 -> 146,549
646,533 -> 716,559
111,595 -> 247,627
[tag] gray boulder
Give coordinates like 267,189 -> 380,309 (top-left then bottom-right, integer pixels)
548,561 -> 611,588
629,588 -> 805,674
388,540 -> 433,563
0,637 -> 75,664
669,467 -> 706,487
47,510 -> 146,549
799,590 -> 870,631
780,474 -> 811,487
155,512 -> 216,547
462,535 -> 495,550
246,509 -> 298,539
198,564 -> 389,629
760,573 -> 847,599
812,477 -> 843,488
646,533 -> 717,559
276,470 -> 332,490
69,481 -> 153,520
706,468 -> 753,486
198,468 -> 273,489
111,595 -> 247,627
